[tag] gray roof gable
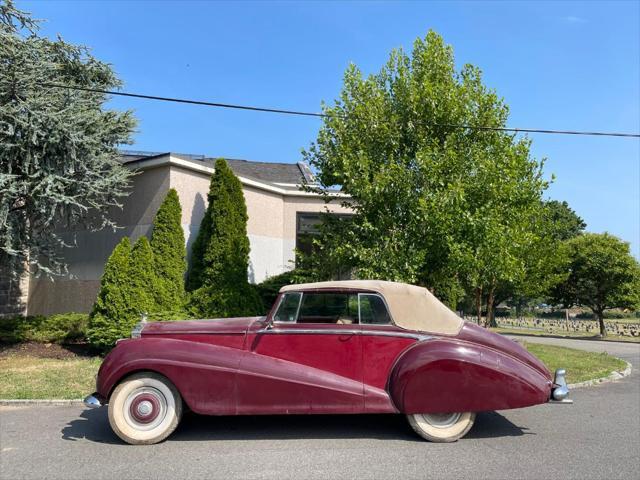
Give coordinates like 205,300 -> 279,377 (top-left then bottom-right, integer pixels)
119,151 -> 314,186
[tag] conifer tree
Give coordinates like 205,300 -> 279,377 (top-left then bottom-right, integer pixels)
1,1 -> 136,278
188,159 -> 263,316
87,236 -> 157,350
150,189 -> 186,312
87,238 -> 133,350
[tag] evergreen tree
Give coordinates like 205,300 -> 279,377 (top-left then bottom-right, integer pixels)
150,189 -> 186,312
1,1 -> 136,277
87,236 -> 157,350
128,236 -> 158,315
87,238 -> 133,351
188,159 -> 263,316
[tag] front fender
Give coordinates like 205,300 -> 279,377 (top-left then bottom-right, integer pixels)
389,338 -> 552,414
97,338 -> 242,414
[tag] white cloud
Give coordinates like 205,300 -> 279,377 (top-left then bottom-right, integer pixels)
565,16 -> 588,24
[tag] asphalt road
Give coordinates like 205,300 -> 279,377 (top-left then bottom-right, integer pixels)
1,336 -> 639,480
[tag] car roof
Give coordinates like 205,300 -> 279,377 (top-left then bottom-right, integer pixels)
280,280 -> 463,335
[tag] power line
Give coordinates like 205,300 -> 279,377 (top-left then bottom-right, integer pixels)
38,82 -> 640,138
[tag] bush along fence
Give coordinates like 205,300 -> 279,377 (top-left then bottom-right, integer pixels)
494,317 -> 640,338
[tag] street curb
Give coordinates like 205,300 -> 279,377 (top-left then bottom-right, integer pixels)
0,399 -> 84,406
568,360 -> 632,389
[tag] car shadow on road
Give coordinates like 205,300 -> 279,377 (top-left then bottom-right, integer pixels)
62,408 -> 530,444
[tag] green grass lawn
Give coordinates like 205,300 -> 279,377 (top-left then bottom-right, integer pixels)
0,355 -> 101,399
522,342 -> 627,384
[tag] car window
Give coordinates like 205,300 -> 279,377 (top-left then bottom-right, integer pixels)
273,292 -> 302,322
359,294 -> 392,324
297,292 -> 359,324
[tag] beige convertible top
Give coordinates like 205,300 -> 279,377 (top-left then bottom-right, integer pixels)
280,280 -> 463,335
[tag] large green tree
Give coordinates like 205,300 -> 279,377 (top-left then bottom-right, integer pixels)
0,1 -> 135,277
188,159 -> 262,317
304,30 -> 549,316
550,233 -> 640,337
150,188 -> 186,313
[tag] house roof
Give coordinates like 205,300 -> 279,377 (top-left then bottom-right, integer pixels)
119,151 -> 314,186
118,151 -> 345,198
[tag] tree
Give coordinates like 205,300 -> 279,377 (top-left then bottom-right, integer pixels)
544,200 -> 586,241
87,237 -> 133,350
87,236 -> 157,350
304,30 -> 549,316
0,0 -> 135,278
187,159 -> 262,317
550,233 -> 640,337
150,189 -> 186,313
484,199 -> 584,323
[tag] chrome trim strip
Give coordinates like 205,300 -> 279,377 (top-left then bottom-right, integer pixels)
142,331 -> 245,336
257,328 -> 431,341
364,331 -> 432,341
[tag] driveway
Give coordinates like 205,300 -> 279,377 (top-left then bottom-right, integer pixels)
1,337 -> 638,480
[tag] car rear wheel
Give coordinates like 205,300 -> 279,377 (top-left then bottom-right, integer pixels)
108,372 -> 182,445
407,411 -> 475,442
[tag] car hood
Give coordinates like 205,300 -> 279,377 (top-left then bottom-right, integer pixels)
457,322 -> 552,380
141,316 -> 264,336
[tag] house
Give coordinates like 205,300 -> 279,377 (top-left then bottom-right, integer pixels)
13,151 -> 352,316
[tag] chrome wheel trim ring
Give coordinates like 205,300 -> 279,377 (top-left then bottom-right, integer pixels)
123,387 -> 167,431
420,412 -> 462,429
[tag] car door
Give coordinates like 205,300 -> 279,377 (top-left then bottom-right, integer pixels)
236,290 -> 364,414
358,293 -> 419,412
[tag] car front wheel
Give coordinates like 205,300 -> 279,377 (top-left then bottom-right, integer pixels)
407,411 -> 476,442
108,372 -> 183,445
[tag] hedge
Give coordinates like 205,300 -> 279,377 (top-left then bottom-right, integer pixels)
0,313 -> 89,344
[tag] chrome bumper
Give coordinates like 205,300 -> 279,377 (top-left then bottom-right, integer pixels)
549,369 -> 573,404
83,393 -> 104,409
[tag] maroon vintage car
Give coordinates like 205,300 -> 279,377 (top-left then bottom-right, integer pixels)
85,280 -> 571,445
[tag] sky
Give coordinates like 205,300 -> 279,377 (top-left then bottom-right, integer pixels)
20,0 -> 640,257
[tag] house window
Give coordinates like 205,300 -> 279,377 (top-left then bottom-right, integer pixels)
296,213 -> 323,256
295,212 -> 352,257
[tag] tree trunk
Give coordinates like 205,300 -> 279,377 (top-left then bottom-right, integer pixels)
595,309 -> 606,337
487,284 -> 497,328
475,286 -> 483,325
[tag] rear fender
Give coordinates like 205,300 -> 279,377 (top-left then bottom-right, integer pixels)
97,338 -> 241,415
389,339 -> 552,414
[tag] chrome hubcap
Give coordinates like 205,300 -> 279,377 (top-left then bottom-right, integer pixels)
137,400 -> 153,416
124,387 -> 167,431
421,412 -> 462,428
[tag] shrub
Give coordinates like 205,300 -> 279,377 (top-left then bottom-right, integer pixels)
187,159 -> 263,317
30,313 -> 89,343
0,315 -> 45,343
150,188 -> 187,313
0,313 -> 88,344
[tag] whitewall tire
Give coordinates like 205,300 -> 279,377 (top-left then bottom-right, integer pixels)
108,372 -> 183,445
407,412 -> 476,442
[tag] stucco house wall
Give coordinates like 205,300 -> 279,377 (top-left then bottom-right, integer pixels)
21,153 -> 352,316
